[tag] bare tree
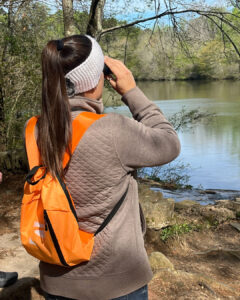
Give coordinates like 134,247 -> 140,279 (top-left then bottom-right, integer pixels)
62,0 -> 77,36
0,0 -> 44,151
0,0 -> 14,151
64,0 -> 240,58
0,0 -> 239,155
86,0 -> 106,39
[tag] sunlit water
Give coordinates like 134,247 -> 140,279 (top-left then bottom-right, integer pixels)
104,80 -> 240,191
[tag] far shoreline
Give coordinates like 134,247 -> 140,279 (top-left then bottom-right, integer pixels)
135,77 -> 240,82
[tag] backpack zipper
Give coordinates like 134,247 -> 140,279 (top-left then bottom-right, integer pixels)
43,210 -> 69,267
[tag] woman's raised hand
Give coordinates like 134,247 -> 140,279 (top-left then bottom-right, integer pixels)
104,56 -> 136,96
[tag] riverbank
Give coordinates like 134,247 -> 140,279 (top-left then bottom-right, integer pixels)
0,174 -> 240,299
140,182 -> 240,299
147,222 -> 240,299
135,77 -> 240,82
138,178 -> 240,205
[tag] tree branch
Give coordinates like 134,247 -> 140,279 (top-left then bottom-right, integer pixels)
199,13 -> 240,58
202,12 -> 240,34
99,9 -> 240,37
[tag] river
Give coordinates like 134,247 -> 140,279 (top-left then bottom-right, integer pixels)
104,80 -> 240,192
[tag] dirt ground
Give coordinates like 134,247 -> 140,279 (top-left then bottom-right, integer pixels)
146,224 -> 240,300
0,174 -> 240,300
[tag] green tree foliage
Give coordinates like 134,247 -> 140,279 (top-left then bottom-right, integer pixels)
0,1 -> 239,153
0,2 -> 66,151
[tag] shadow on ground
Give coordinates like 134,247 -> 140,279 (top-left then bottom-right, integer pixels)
0,277 -> 45,300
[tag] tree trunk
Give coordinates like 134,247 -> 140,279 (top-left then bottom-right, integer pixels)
124,30 -> 130,64
0,84 -> 6,151
87,0 -> 106,40
62,0 -> 77,36
0,0 -> 14,151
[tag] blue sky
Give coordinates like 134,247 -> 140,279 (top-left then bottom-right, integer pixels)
104,0 -> 230,28
45,0 -> 231,28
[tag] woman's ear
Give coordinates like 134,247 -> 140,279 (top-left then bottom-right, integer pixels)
66,78 -> 75,98
80,73 -> 104,100
80,86 -> 96,98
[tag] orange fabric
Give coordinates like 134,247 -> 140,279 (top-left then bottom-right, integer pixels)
25,116 -> 41,169
21,172 -> 95,266
63,111 -> 106,168
21,112 -> 106,266
25,112 -> 106,170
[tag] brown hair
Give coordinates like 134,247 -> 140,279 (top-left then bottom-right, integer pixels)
38,35 -> 92,178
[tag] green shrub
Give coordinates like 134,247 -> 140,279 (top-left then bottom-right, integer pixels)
160,223 -> 193,241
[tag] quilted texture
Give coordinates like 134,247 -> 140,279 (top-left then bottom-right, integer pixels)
64,115 -> 125,277
39,87 -> 180,300
66,115 -> 125,232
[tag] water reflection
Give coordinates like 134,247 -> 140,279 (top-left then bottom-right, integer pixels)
137,80 -> 240,103
104,80 -> 240,190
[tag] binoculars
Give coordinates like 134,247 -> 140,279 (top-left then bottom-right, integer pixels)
103,64 -> 113,76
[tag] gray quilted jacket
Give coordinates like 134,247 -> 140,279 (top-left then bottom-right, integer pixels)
39,86 -> 181,300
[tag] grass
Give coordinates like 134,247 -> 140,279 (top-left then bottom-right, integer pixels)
159,221 -> 219,241
160,223 -> 194,241
236,211 -> 240,219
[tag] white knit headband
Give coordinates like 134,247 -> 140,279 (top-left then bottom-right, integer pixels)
65,35 -> 104,94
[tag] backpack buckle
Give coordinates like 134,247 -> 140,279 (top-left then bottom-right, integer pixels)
26,166 -> 47,185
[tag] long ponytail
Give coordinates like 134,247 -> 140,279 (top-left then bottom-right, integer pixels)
38,40 -> 72,178
38,35 -> 92,178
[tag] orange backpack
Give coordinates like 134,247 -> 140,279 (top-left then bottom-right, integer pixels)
21,111 -> 127,267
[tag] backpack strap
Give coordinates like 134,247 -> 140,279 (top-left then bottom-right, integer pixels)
25,116 -> 41,170
25,112 -> 106,170
63,112 -> 106,168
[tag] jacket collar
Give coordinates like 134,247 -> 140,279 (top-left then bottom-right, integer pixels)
68,95 -> 104,115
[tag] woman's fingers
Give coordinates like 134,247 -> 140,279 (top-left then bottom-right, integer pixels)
106,76 -> 117,89
104,56 -> 136,96
104,57 -> 126,77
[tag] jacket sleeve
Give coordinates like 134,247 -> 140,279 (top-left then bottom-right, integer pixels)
112,86 -> 181,172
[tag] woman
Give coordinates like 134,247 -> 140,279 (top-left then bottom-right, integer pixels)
30,35 -> 180,300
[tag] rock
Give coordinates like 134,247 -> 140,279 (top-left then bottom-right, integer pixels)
236,198 -> 240,203
233,202 -> 240,214
149,267 -> 238,299
195,247 -> 240,260
139,185 -> 175,229
215,199 -> 240,213
145,228 -> 162,248
230,222 -> 240,232
139,184 -> 165,202
175,200 -> 200,210
149,252 -> 174,273
199,206 -> 235,224
204,190 -> 217,194
142,197 -> 175,229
